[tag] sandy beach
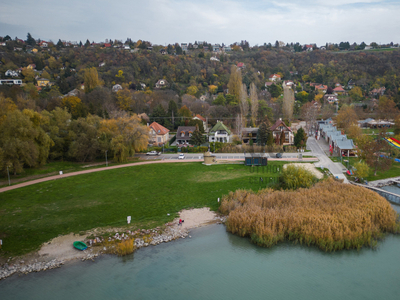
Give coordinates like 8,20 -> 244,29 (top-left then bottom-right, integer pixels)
0,207 -> 221,279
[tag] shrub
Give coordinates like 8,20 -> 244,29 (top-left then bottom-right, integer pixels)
278,165 -> 318,189
116,239 -> 136,256
220,178 -> 400,252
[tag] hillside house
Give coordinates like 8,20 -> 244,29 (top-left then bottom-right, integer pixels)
181,43 -> 188,52
213,44 -> 220,52
37,78 -> 52,87
155,79 -> 168,89
270,119 -> 294,145
112,84 -> 123,92
193,114 -> 207,131
149,122 -> 170,146
5,70 -> 19,77
324,94 -> 338,104
208,121 -> 231,143
269,74 -> 281,82
176,126 -> 197,145
242,127 -> 258,144
333,86 -> 346,95
369,87 -> 386,98
315,84 -> 328,94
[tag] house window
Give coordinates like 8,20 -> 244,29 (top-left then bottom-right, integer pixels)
181,132 -> 185,137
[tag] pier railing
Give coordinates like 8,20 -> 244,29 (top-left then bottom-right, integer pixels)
350,182 -> 400,205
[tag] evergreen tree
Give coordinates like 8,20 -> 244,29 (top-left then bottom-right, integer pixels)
26,33 -> 36,46
294,127 -> 307,148
57,39 -> 63,49
151,104 -> 167,126
257,122 -> 268,146
190,126 -> 205,146
85,39 -> 90,47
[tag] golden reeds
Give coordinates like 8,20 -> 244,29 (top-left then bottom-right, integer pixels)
116,239 -> 136,256
220,178 -> 400,251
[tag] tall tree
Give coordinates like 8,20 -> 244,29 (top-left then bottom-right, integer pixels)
250,83 -> 258,126
227,65 -> 242,100
257,122 -> 268,146
377,96 -> 399,120
0,109 -> 52,174
282,84 -> 294,122
84,67 -> 102,93
26,32 -> 36,46
301,102 -> 319,134
336,105 -> 358,131
190,126 -> 205,146
239,83 -> 249,128
294,127 -> 307,148
362,130 -> 392,176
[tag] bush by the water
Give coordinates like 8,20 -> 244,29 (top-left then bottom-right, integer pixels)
220,179 -> 400,251
116,239 -> 136,256
279,165 -> 318,189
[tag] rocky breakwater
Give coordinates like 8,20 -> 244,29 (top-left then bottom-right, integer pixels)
0,259 -> 65,280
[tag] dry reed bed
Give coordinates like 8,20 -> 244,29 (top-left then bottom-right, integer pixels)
220,179 -> 400,251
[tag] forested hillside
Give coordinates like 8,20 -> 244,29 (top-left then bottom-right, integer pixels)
1,35 -> 400,173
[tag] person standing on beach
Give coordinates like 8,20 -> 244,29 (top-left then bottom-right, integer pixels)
179,219 -> 182,226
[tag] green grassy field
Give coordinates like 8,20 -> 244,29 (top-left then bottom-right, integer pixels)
0,162 -> 285,257
0,158 -> 141,188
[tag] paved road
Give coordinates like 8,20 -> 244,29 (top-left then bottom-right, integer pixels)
307,136 -> 348,183
139,152 -> 316,160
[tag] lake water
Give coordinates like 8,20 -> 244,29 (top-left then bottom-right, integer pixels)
1,206 -> 400,300
381,184 -> 400,196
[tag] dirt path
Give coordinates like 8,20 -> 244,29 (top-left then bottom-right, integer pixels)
0,158 -> 318,193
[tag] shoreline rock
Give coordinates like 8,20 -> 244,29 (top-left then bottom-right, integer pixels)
0,215 -> 227,281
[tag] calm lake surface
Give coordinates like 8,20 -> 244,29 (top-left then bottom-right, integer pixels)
1,205 -> 400,300
381,184 -> 400,196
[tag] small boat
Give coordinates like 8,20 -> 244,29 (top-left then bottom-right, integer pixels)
73,241 -> 88,251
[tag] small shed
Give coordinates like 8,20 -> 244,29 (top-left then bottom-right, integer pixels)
245,153 -> 268,166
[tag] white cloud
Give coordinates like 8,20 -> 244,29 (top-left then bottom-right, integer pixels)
0,0 -> 399,45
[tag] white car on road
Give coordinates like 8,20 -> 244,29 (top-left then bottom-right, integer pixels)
178,153 -> 185,159
146,151 -> 161,156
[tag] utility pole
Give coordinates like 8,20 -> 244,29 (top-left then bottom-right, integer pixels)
172,110 -> 174,127
7,166 -> 10,186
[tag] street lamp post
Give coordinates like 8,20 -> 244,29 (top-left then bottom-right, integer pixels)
105,150 -> 108,167
7,166 -> 11,186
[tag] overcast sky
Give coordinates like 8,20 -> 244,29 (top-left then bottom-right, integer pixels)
1,0 -> 400,46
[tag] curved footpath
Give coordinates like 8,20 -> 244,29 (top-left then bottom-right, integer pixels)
0,157 -> 318,193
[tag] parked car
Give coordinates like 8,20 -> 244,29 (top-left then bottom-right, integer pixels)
146,151 -> 161,156
276,153 -> 283,158
178,153 -> 185,159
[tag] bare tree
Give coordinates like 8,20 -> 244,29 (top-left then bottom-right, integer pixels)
301,102 -> 320,134
239,83 -> 249,128
235,114 -> 243,140
282,83 -> 294,122
250,83 -> 258,126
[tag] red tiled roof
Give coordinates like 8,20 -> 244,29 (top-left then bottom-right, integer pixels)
149,122 -> 169,135
237,62 -> 244,67
104,43 -> 111,47
316,84 -> 328,90
333,86 -> 345,92
270,119 -> 292,132
194,114 -> 206,122
269,73 -> 281,79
